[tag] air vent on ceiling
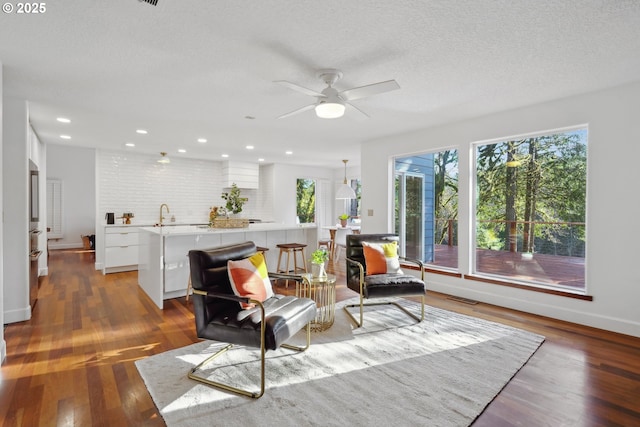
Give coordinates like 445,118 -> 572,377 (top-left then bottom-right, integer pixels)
139,0 -> 158,5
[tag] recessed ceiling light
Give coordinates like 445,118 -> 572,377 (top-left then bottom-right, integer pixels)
125,143 -> 135,147
221,154 -> 229,158
258,158 -> 265,162
56,117 -> 71,123
285,151 -> 293,155
246,145 -> 254,150
178,149 -> 186,153
136,129 -> 148,134
60,135 -> 71,140
197,138 -> 207,143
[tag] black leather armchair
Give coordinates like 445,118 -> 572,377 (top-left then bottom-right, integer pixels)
345,234 -> 426,327
188,242 -> 317,398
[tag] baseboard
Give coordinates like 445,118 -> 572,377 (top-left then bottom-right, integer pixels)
428,280 -> 640,338
48,242 -> 83,250
0,339 -> 6,365
3,306 -> 32,324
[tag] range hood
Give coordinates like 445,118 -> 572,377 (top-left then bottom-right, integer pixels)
222,161 -> 259,189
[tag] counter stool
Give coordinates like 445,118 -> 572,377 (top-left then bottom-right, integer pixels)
276,243 -> 307,287
318,239 -> 332,256
256,246 -> 269,267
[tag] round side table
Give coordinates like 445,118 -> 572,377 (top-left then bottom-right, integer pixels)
298,273 -> 337,332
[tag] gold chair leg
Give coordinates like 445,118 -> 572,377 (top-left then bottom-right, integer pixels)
343,295 -> 425,328
187,320 -> 312,399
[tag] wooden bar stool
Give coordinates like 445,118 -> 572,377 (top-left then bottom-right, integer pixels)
256,246 -> 269,267
318,239 -> 332,255
276,243 -> 307,287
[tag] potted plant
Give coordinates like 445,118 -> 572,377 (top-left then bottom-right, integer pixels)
338,213 -> 349,227
310,248 -> 329,279
221,183 -> 248,216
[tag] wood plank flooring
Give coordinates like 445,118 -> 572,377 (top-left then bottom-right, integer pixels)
1,249 -> 639,426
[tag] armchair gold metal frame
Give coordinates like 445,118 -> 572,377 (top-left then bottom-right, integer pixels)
188,284 -> 312,399
344,256 -> 425,328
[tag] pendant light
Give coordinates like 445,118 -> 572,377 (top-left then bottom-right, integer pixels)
336,159 -> 356,199
157,152 -> 170,164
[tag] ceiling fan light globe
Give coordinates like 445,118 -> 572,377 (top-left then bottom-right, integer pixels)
315,102 -> 345,119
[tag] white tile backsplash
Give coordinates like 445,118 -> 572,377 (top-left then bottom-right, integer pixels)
97,150 -> 271,224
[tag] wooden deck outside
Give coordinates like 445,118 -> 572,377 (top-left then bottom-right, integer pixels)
431,245 -> 585,289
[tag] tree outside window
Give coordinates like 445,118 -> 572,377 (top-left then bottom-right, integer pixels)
474,127 -> 587,290
296,178 -> 316,224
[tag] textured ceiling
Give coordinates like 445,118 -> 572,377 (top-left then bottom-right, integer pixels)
2,0 -> 640,167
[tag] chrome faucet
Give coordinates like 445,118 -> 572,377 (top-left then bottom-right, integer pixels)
159,203 -> 170,225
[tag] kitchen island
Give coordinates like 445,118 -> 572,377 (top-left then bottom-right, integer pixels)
137,223 -> 318,309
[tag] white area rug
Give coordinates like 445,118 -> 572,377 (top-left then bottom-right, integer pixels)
136,298 -> 544,427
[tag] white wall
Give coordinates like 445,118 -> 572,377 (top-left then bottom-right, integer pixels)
0,61 -> 5,362
362,81 -> 640,337
2,96 -> 29,323
271,162 -> 336,224
47,144 -> 96,250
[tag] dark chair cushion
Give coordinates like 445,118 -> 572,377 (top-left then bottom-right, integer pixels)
363,273 -> 426,299
199,294 -> 316,350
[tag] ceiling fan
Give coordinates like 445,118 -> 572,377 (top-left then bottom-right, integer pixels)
275,69 -> 400,119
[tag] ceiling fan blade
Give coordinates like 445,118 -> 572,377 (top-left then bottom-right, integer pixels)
339,79 -> 400,101
345,101 -> 370,118
277,103 -> 316,119
274,80 -> 326,98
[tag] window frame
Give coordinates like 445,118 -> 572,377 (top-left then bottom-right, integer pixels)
470,124 -> 588,293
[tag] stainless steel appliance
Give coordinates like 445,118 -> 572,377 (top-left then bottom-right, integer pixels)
29,160 -> 41,308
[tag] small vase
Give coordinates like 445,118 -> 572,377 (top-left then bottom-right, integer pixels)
311,262 -> 327,280
340,219 -> 347,227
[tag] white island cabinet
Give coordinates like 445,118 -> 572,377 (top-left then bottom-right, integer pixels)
103,226 -> 142,274
137,224 -> 318,309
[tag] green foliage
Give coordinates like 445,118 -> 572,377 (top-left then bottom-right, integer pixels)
311,248 -> 329,264
475,130 -> 587,256
338,213 -> 349,220
221,183 -> 247,215
296,178 -> 316,223
434,150 -> 459,245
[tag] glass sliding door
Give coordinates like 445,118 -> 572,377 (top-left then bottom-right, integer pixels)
394,172 -> 424,260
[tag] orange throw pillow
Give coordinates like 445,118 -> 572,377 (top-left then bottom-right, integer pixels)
227,252 -> 274,308
362,241 -> 403,275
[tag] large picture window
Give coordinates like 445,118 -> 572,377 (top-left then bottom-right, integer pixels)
473,127 -> 587,291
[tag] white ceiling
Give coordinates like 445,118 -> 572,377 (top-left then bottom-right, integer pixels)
2,0 -> 640,168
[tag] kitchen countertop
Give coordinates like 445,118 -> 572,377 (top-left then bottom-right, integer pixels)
138,223 -> 316,236
104,222 -> 208,228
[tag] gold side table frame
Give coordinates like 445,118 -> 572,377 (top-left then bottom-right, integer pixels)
297,273 -> 337,332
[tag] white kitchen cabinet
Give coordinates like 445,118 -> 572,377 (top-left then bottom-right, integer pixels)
103,226 -> 140,274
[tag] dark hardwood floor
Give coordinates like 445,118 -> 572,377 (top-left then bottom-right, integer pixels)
1,249 -> 638,426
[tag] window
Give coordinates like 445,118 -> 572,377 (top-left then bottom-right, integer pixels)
394,150 -> 458,269
347,179 -> 361,218
473,127 -> 587,291
296,178 -> 316,224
